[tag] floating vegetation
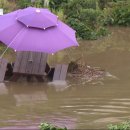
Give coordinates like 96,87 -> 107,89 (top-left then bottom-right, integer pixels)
39,122 -> 67,130
68,61 -> 105,82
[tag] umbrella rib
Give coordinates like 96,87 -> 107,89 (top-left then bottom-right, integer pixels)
0,27 -> 26,59
58,28 -> 78,46
17,12 -> 34,19
41,13 -> 58,26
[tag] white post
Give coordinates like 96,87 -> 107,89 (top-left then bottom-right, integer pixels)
0,8 -> 3,60
0,9 -> 3,16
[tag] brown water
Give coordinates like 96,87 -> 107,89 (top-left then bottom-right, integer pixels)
1,27 -> 130,129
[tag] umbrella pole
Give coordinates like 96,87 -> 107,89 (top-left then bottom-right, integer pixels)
0,28 -> 25,59
0,46 -> 9,66
0,46 -> 10,59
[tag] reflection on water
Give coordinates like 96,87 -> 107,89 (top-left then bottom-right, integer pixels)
0,27 -> 130,129
14,91 -> 48,106
0,83 -> 8,95
48,81 -> 69,92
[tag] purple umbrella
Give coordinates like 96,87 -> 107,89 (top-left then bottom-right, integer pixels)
17,7 -> 58,29
0,7 -> 78,55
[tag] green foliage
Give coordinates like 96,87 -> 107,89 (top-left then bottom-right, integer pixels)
0,0 -> 17,13
64,0 -> 108,40
0,44 -> 5,54
66,18 -> 93,39
49,0 -> 68,11
108,121 -> 130,130
102,0 -> 130,26
33,0 -> 44,8
98,0 -> 108,10
39,122 -> 67,130
97,26 -> 108,37
79,9 -> 101,28
16,0 -> 32,8
16,0 -> 45,8
113,5 -> 130,26
52,9 -> 65,21
64,0 -> 97,18
101,8 -> 115,25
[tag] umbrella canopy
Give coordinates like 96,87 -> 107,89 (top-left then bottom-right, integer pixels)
17,7 -> 58,29
0,7 -> 78,54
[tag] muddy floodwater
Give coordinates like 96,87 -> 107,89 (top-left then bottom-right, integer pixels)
0,27 -> 130,129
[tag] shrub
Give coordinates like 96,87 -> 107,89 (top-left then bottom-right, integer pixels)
49,0 -> 68,11
64,0 -> 108,40
66,18 -> 93,39
113,5 -> 130,26
101,0 -> 130,26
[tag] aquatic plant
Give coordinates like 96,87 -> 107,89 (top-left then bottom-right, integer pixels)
108,121 -> 130,130
39,122 -> 67,130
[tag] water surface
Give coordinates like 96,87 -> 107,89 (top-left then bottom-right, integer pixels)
0,27 -> 130,129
